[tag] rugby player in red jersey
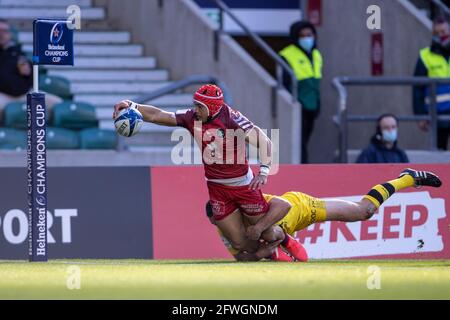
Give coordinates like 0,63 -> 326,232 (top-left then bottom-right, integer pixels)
113,84 -> 302,257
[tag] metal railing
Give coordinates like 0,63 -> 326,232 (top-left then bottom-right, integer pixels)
134,74 -> 232,105
212,0 -> 298,102
430,0 -> 450,18
211,0 -> 301,163
333,76 -> 450,163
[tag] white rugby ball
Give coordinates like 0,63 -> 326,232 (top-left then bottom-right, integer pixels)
114,107 -> 143,137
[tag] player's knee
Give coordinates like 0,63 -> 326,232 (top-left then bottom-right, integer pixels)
357,202 -> 375,221
261,227 -> 279,243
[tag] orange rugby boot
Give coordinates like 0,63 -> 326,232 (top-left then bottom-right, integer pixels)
270,246 -> 294,262
282,234 -> 308,262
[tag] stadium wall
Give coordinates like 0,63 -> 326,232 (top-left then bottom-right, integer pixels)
1,164 -> 448,260
313,0 -> 433,162
96,0 -> 301,163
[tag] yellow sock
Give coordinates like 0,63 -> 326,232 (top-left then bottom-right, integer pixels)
363,175 -> 414,208
387,175 -> 414,191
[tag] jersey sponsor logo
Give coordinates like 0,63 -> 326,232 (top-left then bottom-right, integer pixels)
210,200 -> 225,216
217,128 -> 225,138
240,203 -> 266,214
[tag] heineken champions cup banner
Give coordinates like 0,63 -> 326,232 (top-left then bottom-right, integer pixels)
28,20 -> 74,261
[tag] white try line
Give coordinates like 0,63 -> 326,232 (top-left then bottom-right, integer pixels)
0,260 -> 448,271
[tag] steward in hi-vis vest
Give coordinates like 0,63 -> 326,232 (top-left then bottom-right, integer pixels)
279,20 -> 323,163
413,16 -> 450,150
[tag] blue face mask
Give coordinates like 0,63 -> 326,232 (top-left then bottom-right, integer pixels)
382,129 -> 397,143
298,37 -> 315,52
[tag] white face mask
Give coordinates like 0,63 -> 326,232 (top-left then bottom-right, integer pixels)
382,129 -> 397,143
298,37 -> 315,52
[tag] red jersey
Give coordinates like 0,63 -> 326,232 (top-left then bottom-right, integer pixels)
175,104 -> 254,180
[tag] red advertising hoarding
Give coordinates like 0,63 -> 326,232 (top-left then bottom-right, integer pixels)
151,164 -> 450,260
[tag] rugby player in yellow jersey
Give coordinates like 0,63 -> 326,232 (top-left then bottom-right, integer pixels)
206,196 -> 308,262
206,168 -> 442,262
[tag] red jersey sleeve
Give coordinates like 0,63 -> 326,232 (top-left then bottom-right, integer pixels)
229,108 -> 255,133
175,108 -> 196,129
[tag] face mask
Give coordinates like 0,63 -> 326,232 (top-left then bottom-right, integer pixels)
298,37 -> 315,52
382,129 -> 397,143
433,34 -> 450,47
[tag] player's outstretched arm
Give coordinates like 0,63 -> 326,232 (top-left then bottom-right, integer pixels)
113,100 -> 177,127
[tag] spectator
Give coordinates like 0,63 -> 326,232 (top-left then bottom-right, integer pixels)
0,19 -> 61,122
413,16 -> 450,150
356,114 -> 409,164
279,20 -> 323,164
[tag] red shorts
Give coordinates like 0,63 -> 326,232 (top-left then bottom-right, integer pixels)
207,181 -> 269,221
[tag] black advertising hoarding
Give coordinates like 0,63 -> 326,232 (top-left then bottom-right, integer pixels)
0,167 -> 152,259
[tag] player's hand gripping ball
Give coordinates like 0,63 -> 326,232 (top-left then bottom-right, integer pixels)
114,102 -> 143,137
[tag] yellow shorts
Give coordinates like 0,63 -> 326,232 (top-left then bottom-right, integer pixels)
269,192 -> 327,235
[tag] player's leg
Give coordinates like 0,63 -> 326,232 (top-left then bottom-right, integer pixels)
325,198 -> 376,222
208,182 -> 260,253
214,209 -> 259,253
325,168 -> 442,222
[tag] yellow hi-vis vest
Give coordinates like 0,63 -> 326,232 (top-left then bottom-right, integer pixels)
279,44 -> 322,111
279,44 -> 322,80
420,47 -> 450,77
419,47 -> 450,113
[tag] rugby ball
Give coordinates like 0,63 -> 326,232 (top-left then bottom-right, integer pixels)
114,107 -> 143,137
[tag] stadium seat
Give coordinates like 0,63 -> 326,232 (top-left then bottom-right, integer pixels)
3,101 -> 51,129
39,66 -> 48,76
79,128 -> 118,149
39,75 -> 72,100
46,127 -> 79,149
52,101 -> 98,129
3,102 -> 28,129
0,128 -> 27,150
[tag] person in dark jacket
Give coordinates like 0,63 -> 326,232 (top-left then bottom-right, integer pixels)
0,19 -> 62,123
412,16 -> 450,150
356,114 -> 409,164
0,19 -> 33,111
280,21 -> 323,164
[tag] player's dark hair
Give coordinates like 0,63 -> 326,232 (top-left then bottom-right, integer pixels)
205,201 -> 214,218
376,113 -> 399,135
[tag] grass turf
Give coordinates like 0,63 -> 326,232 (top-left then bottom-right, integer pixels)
0,259 -> 449,299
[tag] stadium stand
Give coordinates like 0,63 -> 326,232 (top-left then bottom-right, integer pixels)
0,0 -> 448,164
0,127 -> 26,150
1,0 -> 193,157
0,1 -> 125,151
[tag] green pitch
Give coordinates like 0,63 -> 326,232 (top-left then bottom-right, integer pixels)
1,259 -> 449,299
